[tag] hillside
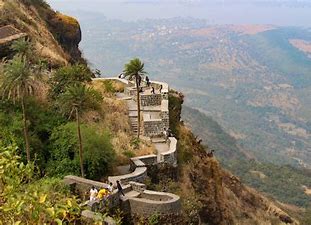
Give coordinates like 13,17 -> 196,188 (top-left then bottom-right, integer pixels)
182,106 -> 311,207
69,16 -> 311,169
0,1 -> 310,224
165,92 -> 303,224
0,0 -> 83,65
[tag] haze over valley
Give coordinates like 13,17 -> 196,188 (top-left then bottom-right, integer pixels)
47,0 -> 311,207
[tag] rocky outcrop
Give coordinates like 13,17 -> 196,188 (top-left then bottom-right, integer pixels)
45,12 -> 83,63
0,0 -> 83,65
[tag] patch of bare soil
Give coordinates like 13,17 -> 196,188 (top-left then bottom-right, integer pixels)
228,24 -> 275,35
302,186 -> 311,196
290,39 -> 311,56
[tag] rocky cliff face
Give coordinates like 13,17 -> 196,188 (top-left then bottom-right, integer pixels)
169,91 -> 300,225
0,0 -> 83,65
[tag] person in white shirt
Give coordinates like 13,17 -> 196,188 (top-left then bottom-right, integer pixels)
107,182 -> 114,192
89,186 -> 98,201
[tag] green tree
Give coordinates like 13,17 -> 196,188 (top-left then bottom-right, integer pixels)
0,55 -> 42,162
123,58 -> 147,138
58,84 -> 102,177
0,143 -> 81,224
49,64 -> 92,99
10,38 -> 32,58
48,123 -> 115,179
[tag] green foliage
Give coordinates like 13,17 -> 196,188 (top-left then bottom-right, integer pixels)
122,150 -> 135,158
58,83 -> 102,117
0,55 -> 43,101
49,64 -> 92,99
47,123 -> 115,179
123,58 -> 147,81
0,101 -> 24,147
168,90 -> 183,136
0,144 -> 81,224
183,105 -> 311,207
101,80 -> 116,93
148,212 -> 160,225
10,38 -> 32,58
130,137 -> 140,150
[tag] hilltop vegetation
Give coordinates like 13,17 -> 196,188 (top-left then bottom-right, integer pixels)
182,106 -> 311,208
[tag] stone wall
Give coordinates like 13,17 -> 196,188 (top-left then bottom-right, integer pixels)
108,166 -> 147,186
131,154 -> 157,166
63,175 -> 130,208
128,190 -> 181,217
125,86 -> 137,96
143,118 -> 163,137
140,93 -> 162,106
92,77 -> 129,85
160,137 -> 177,165
160,100 -> 169,129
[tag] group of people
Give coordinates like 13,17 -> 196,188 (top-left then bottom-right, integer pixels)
119,73 -> 164,95
89,180 -> 125,203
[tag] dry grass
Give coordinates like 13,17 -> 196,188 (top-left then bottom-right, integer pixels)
85,80 -> 156,166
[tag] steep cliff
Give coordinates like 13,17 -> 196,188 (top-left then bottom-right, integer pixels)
0,0 -> 83,65
168,91 -> 300,225
0,1 -> 303,224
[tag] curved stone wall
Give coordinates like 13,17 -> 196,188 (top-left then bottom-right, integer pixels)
160,137 -> 178,165
108,165 -> 147,186
129,190 -> 181,216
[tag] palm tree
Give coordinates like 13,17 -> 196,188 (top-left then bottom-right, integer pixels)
59,83 -> 101,177
123,58 -> 147,138
10,38 -> 32,58
0,55 -> 42,162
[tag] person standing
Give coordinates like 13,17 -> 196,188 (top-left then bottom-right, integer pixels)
138,75 -> 142,87
89,186 -> 98,201
159,85 -> 163,93
163,128 -> 168,141
145,76 -> 150,87
107,182 -> 114,193
116,180 -> 125,196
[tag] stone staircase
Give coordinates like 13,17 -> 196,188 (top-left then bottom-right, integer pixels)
83,77 -> 180,222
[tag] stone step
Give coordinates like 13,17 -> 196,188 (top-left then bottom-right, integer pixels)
129,111 -> 138,117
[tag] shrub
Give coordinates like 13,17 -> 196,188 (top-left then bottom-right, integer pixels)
47,123 -> 115,179
0,144 -> 81,224
48,64 -> 92,99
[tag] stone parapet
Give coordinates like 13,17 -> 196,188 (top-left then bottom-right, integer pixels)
108,166 -> 147,186
92,77 -> 129,85
125,86 -> 137,96
131,154 -> 157,166
160,137 -> 178,165
128,190 -> 181,217
63,175 -> 130,208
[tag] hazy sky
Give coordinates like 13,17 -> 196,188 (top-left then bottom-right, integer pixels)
47,0 -> 311,26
